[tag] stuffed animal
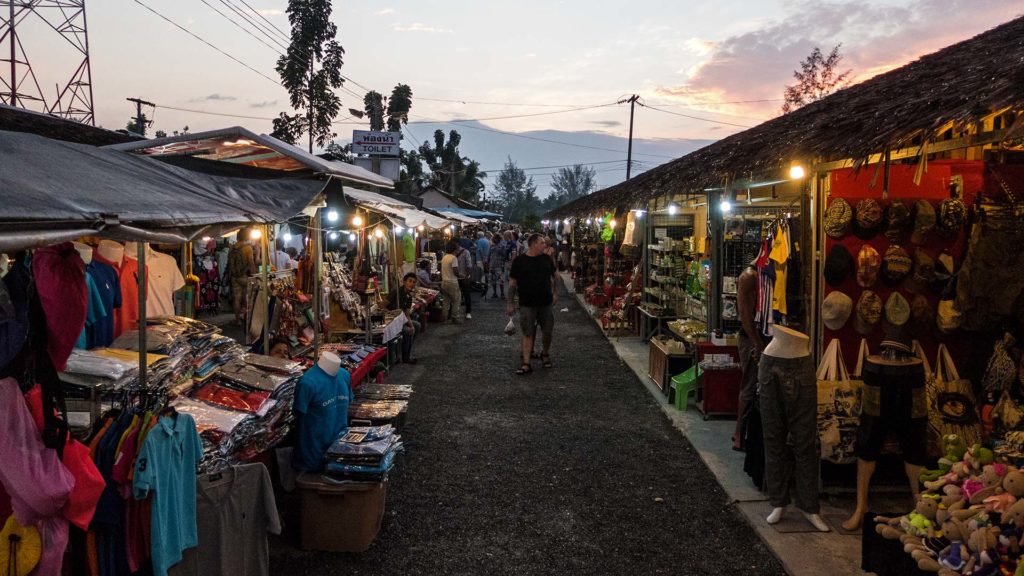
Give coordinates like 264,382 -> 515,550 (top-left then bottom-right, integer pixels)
1004,469 -> 1024,498
938,518 -> 970,571
968,465 -> 1009,505
1000,499 -> 1024,528
922,435 -> 969,484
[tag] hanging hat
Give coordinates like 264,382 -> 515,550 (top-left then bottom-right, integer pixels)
884,292 -> 911,327
0,515 -> 42,576
884,200 -> 912,242
911,200 -> 936,245
824,198 -> 853,239
854,198 -> 885,239
880,334 -> 913,354
906,249 -> 935,293
881,245 -> 913,285
822,291 -> 854,331
854,290 -> 883,335
937,198 -> 967,235
932,252 -> 958,296
937,299 -> 962,333
909,294 -> 934,338
824,244 -> 854,287
856,245 -> 881,288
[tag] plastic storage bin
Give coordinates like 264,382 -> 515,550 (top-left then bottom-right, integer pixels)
296,473 -> 387,552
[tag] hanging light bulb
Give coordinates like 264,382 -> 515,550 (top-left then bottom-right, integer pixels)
250,228 -> 262,240
720,199 -> 733,213
789,165 -> 806,179
374,227 -> 385,239
327,210 -> 339,222
609,219 -> 617,229
348,232 -> 356,242
394,226 -> 404,235
417,225 -> 425,232
668,203 -> 678,216
201,236 -> 212,242
329,231 -> 339,240
283,228 -> 293,242
352,214 -> 364,227
586,218 -> 593,225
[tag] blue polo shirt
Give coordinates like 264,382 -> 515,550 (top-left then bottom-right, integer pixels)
134,413 -> 204,576
293,365 -> 351,471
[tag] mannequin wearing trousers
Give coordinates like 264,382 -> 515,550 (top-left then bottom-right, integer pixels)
759,325 -> 829,532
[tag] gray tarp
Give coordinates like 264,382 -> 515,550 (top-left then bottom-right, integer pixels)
0,130 -> 329,251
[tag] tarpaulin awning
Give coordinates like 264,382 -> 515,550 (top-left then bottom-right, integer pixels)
434,206 -> 502,220
341,187 -> 451,229
0,129 -> 330,251
105,126 -> 394,189
436,210 -> 480,224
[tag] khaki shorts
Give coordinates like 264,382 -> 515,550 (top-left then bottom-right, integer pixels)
519,305 -> 553,339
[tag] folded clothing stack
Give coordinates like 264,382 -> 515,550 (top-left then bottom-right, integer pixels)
348,399 -> 408,423
323,425 -> 402,483
355,384 -> 414,401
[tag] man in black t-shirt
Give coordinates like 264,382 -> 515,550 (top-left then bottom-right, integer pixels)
508,233 -> 558,375
387,273 -> 421,364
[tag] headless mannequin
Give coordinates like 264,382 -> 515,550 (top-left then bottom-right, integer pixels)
762,325 -> 830,532
96,240 -> 125,265
842,345 -> 924,531
317,352 -> 342,377
73,242 -> 93,265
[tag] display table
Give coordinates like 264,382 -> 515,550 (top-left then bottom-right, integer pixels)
638,306 -> 680,342
648,337 -> 692,395
695,342 -> 741,419
347,347 -> 388,389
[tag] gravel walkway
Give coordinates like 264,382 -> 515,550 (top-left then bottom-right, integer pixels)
269,282 -> 786,576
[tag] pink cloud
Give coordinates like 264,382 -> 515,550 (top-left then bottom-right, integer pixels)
655,0 -> 1023,117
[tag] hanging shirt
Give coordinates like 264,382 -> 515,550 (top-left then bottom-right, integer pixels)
96,252 -> 148,339
147,250 -> 186,318
403,235 -> 417,263
86,260 -> 121,348
133,414 -> 204,576
292,366 -> 351,472
76,271 -> 108,349
769,224 -> 790,316
172,464 -> 281,576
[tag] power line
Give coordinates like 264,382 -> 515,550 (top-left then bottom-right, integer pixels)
133,0 -> 281,85
222,0 -> 289,46
417,96 -> 609,108
409,102 -> 619,123
233,0 -> 290,41
638,102 -> 752,128
198,0 -> 284,56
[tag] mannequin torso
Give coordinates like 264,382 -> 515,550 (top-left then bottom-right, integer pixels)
73,242 -> 93,265
317,351 -> 342,377
96,240 -> 124,265
763,325 -> 810,359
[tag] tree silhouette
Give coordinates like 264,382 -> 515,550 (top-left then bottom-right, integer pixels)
782,45 -> 852,114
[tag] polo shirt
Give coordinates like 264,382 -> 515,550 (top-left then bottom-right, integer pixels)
147,250 -> 186,318
134,414 -> 204,576
86,260 -> 121,348
292,365 -> 351,472
75,271 -> 107,350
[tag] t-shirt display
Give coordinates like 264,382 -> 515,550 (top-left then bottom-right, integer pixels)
147,248 -> 186,318
170,464 -> 281,576
292,365 -> 351,472
86,259 -> 122,348
510,253 -> 556,307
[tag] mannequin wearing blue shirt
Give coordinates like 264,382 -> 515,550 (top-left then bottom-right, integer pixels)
293,352 -> 351,472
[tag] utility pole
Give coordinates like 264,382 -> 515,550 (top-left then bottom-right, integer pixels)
126,97 -> 153,136
625,94 -> 639,180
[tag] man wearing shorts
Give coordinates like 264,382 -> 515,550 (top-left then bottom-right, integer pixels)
507,233 -> 557,375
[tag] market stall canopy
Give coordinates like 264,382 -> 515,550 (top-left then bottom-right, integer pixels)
436,210 -> 481,225
547,15 -> 1024,219
341,187 -> 451,230
434,207 -> 502,221
0,129 -> 330,251
104,126 -> 394,189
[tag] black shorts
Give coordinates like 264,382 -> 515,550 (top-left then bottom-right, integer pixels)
855,414 -> 928,466
520,305 -> 554,339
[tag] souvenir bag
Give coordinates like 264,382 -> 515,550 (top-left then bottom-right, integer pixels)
816,338 -> 864,464
927,343 -> 981,454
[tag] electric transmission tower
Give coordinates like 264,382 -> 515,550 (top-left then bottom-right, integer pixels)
1,0 -> 95,125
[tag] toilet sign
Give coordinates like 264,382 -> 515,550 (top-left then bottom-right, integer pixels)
351,130 -> 401,156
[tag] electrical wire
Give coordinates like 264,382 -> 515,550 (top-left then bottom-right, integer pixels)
199,0 -> 286,55
133,0 -> 281,85
637,102 -> 751,128
222,0 -> 289,46
408,102 -> 619,123
234,0 -> 291,41
417,96 -> 608,108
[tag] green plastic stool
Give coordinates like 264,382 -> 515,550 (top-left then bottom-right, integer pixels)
671,366 -> 701,411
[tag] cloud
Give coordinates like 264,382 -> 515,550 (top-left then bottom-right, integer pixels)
393,22 -> 453,34
191,93 -> 237,102
591,120 -> 622,128
653,0 -> 1022,116
375,8 -> 395,16
249,99 -> 279,108
256,9 -> 283,17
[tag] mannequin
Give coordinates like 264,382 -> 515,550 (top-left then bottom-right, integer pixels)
96,240 -> 124,266
759,324 -> 830,532
317,351 -> 342,376
842,339 -> 926,531
72,242 -> 93,265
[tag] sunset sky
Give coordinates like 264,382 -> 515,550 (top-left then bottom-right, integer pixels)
19,0 -> 1023,194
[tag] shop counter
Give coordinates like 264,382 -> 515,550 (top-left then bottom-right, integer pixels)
648,337 -> 692,395
695,342 -> 740,420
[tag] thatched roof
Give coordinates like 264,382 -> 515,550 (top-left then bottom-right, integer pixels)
549,15 -> 1024,218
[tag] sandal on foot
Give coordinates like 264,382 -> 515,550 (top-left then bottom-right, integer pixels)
541,353 -> 552,369
516,363 -> 533,375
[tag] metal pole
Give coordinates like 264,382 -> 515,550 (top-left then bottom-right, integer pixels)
261,224 -> 271,355
709,189 -> 725,333
312,210 -> 322,359
136,241 -> 148,389
9,1 -> 15,106
626,94 -> 638,180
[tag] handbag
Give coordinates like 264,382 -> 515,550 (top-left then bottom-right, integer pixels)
925,342 -> 981,455
816,338 -> 864,464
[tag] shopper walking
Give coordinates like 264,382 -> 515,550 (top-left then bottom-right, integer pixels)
488,233 -> 507,299
476,231 -> 491,295
227,227 -> 257,327
456,242 -> 474,320
508,233 -> 557,375
440,242 -> 462,324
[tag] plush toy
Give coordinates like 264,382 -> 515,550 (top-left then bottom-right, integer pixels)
922,435 -> 969,484
1000,499 -> 1024,528
967,465 -> 1010,505
1004,469 -> 1024,499
939,518 -> 970,571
